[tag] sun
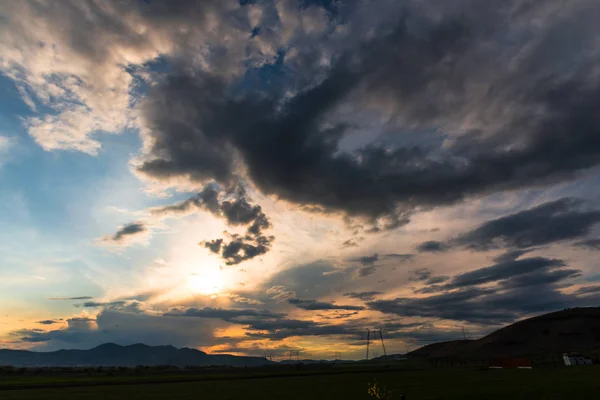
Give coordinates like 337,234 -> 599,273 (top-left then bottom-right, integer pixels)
187,268 -> 225,295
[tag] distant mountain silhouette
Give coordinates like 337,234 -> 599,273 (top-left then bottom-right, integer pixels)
408,307 -> 600,359
0,343 -> 273,367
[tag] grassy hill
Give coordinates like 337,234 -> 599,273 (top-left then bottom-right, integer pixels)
408,307 -> 600,359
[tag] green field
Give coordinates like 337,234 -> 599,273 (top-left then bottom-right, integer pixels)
1,364 -> 599,399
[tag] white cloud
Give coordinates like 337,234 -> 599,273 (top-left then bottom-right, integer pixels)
0,135 -> 15,168
0,1 -> 251,155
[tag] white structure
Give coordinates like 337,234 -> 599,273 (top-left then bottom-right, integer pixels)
563,353 -> 593,366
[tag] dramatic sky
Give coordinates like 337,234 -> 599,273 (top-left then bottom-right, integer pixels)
1,0 -> 600,360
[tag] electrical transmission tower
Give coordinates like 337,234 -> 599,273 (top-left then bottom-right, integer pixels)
378,329 -> 387,360
366,329 -> 370,360
365,329 -> 387,360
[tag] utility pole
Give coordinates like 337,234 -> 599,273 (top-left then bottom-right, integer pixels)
379,329 -> 387,360
366,329 -> 370,360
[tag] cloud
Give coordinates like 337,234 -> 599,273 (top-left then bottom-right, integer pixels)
265,285 -> 296,302
408,268 -> 432,282
151,185 -> 221,217
425,276 -> 450,285
100,222 -> 148,246
243,318 -> 361,340
356,265 -> 377,277
261,261 -> 354,300
14,310 -> 223,350
444,257 -> 567,290
4,1 -> 600,230
0,135 -> 15,168
374,256 -> 588,324
202,231 -> 274,266
152,183 -> 276,264
454,198 -> 600,251
575,286 -> 600,295
343,291 -> 382,301
340,239 -> 360,248
0,0 -> 247,154
383,254 -> 415,262
36,320 -> 62,325
350,253 -> 378,265
416,241 -> 451,253
48,296 -> 94,301
287,298 -> 365,311
492,249 -> 532,264
573,238 -> 600,250
130,0 -> 600,231
348,252 -> 413,277
77,301 -> 127,308
164,307 -> 284,321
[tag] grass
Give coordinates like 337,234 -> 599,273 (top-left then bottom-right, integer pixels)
1,364 -> 599,399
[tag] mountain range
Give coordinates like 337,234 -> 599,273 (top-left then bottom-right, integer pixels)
0,343 -> 272,367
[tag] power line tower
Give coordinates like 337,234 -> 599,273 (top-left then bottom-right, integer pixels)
366,329 -> 370,360
366,329 -> 387,360
379,329 -> 387,360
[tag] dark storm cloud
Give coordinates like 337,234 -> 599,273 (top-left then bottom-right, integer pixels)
348,252 -> 413,278
408,268 -> 432,282
164,307 -> 284,321
499,268 -> 581,289
413,285 -> 446,294
152,183 -> 275,264
492,249 -> 532,263
204,238 -> 223,253
48,296 -> 94,300
573,238 -> 600,250
425,276 -> 449,285
136,1 -> 600,227
244,319 -> 362,340
446,257 -> 566,289
151,185 -> 221,216
287,298 -> 365,311
340,239 -> 360,248
454,198 -> 600,251
350,253 -> 378,265
36,320 -> 61,325
77,301 -> 127,308
203,232 -> 274,266
416,241 -> 451,253
383,254 -> 415,262
318,311 -> 360,320
357,265 -> 377,277
343,291 -> 382,301
101,222 -> 147,245
574,285 -> 600,295
367,288 -> 517,325
378,256 -> 587,324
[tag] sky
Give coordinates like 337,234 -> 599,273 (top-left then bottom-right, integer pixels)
1,0 -> 600,360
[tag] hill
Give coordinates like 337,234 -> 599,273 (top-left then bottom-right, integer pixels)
408,307 -> 600,359
0,343 -> 273,367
